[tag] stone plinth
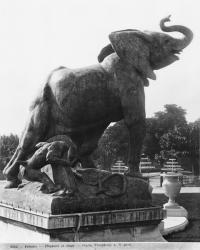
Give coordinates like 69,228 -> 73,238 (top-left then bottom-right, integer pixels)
0,175 -> 152,215
0,202 -> 165,242
0,181 -> 166,242
164,206 -> 188,218
0,201 -> 165,230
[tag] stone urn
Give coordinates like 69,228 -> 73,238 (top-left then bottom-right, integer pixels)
161,172 -> 183,209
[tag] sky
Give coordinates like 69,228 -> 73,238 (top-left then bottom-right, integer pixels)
0,0 -> 199,135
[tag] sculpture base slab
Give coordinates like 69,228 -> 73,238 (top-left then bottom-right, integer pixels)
0,179 -> 166,242
0,204 -> 166,242
0,180 -> 165,242
0,177 -> 152,215
0,216 -> 166,242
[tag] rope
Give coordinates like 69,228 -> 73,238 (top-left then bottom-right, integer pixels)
73,213 -> 82,242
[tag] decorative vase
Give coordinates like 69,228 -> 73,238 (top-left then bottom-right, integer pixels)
161,172 -> 183,209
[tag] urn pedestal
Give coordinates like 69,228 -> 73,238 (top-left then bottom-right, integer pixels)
161,172 -> 188,218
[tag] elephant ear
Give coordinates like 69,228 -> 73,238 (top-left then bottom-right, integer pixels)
109,30 -> 156,80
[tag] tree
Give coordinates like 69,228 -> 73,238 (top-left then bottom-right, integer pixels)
92,121 -> 129,170
159,126 -> 189,159
92,105 -> 199,175
144,104 -> 189,161
0,134 -> 19,171
187,119 -> 200,175
143,118 -> 161,159
154,104 -> 187,132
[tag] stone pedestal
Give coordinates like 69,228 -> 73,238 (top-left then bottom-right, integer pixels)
0,202 -> 166,242
160,217 -> 189,236
164,206 -> 188,218
0,181 -> 166,242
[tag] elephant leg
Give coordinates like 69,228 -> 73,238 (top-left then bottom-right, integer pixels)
3,100 -> 49,188
79,139 -> 98,168
79,155 -> 96,169
125,119 -> 146,175
77,125 -> 107,168
121,77 -> 146,176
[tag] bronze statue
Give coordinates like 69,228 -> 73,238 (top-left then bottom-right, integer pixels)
3,16 -> 193,188
18,135 -> 77,194
16,135 -> 151,202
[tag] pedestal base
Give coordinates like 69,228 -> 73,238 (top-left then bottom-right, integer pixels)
0,178 -> 165,242
0,177 -> 152,215
0,200 -> 166,242
0,216 -> 166,242
163,205 -> 188,218
160,216 -> 189,236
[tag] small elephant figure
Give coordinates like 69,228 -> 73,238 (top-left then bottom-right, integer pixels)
3,16 -> 193,188
18,135 -> 78,193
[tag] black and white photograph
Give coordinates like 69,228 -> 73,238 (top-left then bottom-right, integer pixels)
0,0 -> 199,248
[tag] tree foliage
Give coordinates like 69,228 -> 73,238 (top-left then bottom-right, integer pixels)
0,134 -> 19,171
154,104 -> 187,131
93,104 -> 200,174
92,121 -> 129,170
187,119 -> 200,175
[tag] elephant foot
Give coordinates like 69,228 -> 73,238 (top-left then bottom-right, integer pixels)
17,182 -> 29,189
52,188 -> 77,198
4,178 -> 22,189
48,184 -> 62,194
80,156 -> 96,169
40,183 -> 62,194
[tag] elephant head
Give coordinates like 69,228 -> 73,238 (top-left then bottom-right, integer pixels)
98,15 -> 193,80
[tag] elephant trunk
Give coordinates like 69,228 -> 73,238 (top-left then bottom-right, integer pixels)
160,15 -> 193,50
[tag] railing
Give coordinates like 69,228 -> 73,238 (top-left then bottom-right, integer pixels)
181,175 -> 200,186
159,174 -> 200,187
111,166 -> 129,174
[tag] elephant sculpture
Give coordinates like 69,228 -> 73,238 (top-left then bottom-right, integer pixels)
3,16 -> 193,188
